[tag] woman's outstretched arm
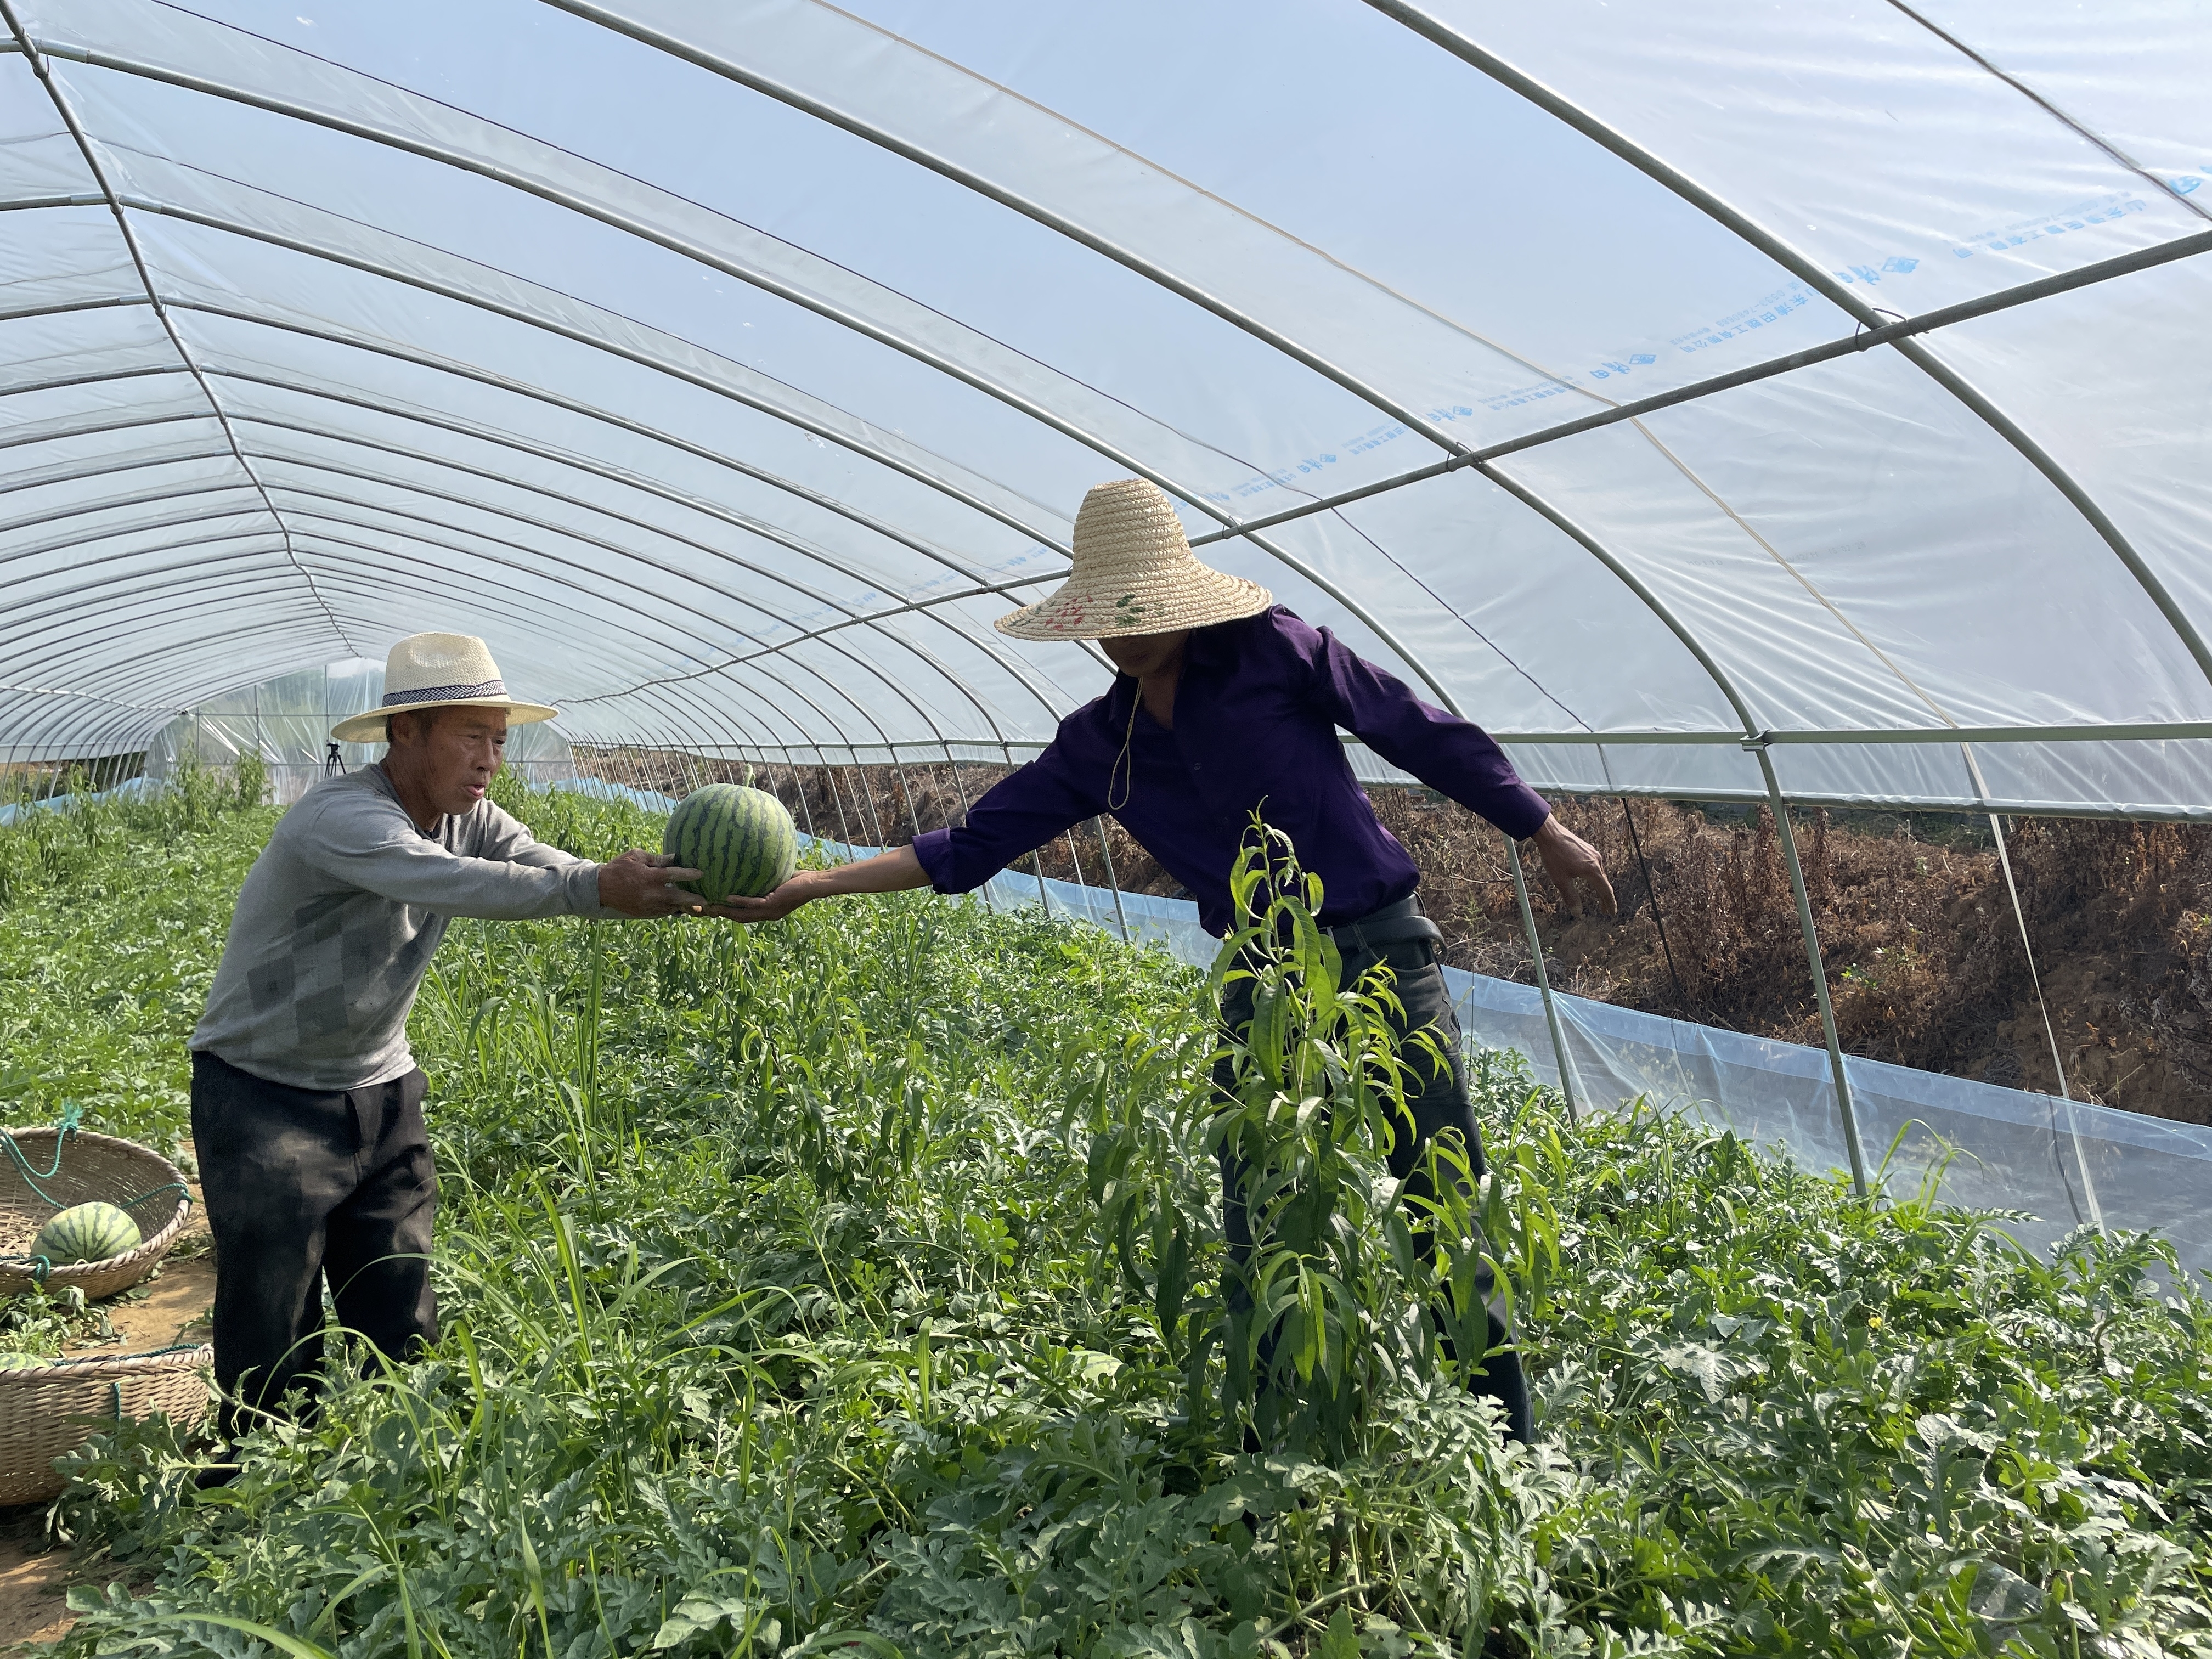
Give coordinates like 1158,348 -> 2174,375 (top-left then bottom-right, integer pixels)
715,844 -> 931,923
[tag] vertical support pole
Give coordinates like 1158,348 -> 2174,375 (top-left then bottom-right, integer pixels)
894,758 -> 923,842
1093,817 -> 1130,942
1063,829 -> 1090,910
941,749 -> 993,914
1506,832 -> 1580,1123
822,761 -> 857,859
1754,746 -> 1870,1199
855,759 -> 888,848
1957,743 -> 2107,1235
787,761 -> 819,842
997,743 -> 1048,917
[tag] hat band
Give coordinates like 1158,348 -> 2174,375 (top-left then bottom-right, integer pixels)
382,677 -> 507,707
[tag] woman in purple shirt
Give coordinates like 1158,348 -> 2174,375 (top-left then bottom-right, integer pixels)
727,479 -> 1615,1443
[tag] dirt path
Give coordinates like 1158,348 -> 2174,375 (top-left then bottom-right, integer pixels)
0,1511 -> 76,1647
0,1168 -> 215,1648
62,1255 -> 215,1362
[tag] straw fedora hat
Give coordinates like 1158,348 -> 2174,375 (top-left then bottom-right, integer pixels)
995,478 -> 1272,641
330,633 -> 559,744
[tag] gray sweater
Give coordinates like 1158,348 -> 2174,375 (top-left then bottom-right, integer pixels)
193,766 -> 612,1091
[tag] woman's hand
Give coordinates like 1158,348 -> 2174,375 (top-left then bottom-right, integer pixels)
713,873 -> 822,924
1528,815 -> 1618,918
710,845 -> 933,924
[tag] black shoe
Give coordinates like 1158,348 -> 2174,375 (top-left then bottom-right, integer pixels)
193,1463 -> 240,1491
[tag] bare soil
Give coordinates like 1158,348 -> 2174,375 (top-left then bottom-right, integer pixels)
0,1516 -> 76,1649
572,750 -> 2212,1124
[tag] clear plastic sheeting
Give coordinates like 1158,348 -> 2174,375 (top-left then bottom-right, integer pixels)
1452,973 -> 2212,1275
0,0 -> 2205,810
144,664 -> 572,803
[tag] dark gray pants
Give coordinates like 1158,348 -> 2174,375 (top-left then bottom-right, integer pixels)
189,1051 -> 439,1437
1215,935 -> 1532,1444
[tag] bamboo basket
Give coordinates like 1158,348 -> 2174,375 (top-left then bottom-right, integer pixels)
0,1129 -> 194,1300
0,1345 -> 214,1504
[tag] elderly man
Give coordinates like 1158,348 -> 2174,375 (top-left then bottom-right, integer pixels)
189,633 -> 706,1455
726,478 -> 1614,1444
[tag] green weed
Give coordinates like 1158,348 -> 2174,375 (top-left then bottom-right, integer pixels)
2,782 -> 2204,1656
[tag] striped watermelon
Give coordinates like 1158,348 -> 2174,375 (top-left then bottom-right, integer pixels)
663,783 -> 798,904
32,1201 -> 141,1265
0,1353 -> 47,1371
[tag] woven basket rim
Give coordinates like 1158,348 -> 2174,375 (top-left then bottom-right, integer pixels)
0,1127 -> 193,1286
0,1341 -> 211,1382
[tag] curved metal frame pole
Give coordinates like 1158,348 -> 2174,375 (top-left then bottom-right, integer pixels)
216,410 -> 1064,780
7,40 -> 1216,452
0,635 -> 310,751
120,201 -> 1073,555
1094,818 -> 1130,943
0,436 -> 230,490
527,1 -> 1474,460
270,510 -> 895,763
182,330 -> 1074,563
249,429 -> 1069,723
0,334 -> 1079,757
0,9 -> 354,659
0,362 -> 189,406
1366,0 -> 2212,698
1182,226 -> 2212,546
1753,746 -> 1869,1198
1505,834 -> 1578,1121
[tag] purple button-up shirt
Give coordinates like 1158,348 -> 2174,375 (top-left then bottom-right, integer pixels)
911,607 -> 1551,936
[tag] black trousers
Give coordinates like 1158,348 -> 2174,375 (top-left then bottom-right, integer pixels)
1215,934 -> 1533,1444
189,1051 -> 439,1438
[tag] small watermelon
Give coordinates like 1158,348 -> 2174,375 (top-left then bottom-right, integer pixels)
32,1201 -> 142,1266
663,783 -> 798,904
0,1352 -> 48,1372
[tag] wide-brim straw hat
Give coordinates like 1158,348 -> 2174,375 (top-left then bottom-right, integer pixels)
995,478 -> 1272,641
330,632 -> 559,744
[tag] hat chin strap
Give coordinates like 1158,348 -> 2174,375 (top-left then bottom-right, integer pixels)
1105,693 -> 1140,811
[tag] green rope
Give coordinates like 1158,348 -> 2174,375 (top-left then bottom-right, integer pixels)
120,1182 -> 190,1212
0,1103 -> 86,1207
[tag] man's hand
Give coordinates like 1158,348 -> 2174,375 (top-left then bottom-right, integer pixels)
1529,815 -> 1618,919
597,849 -> 710,918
